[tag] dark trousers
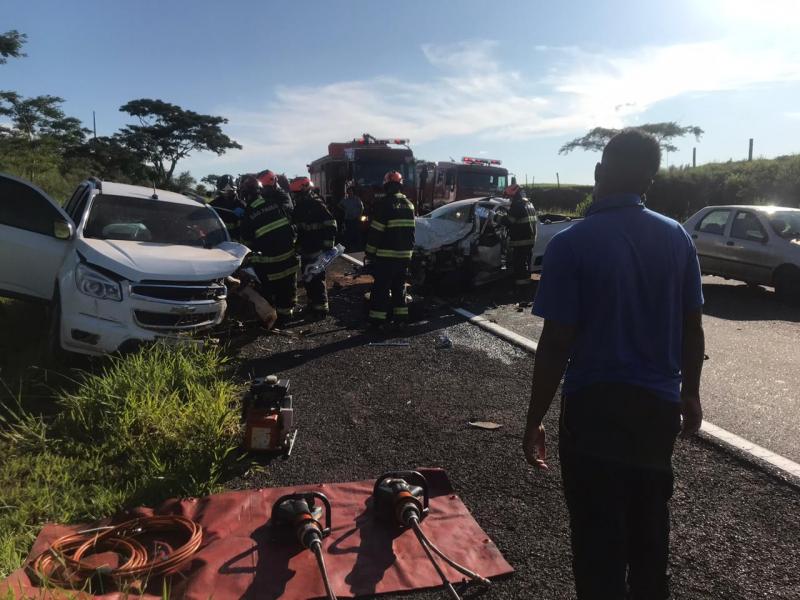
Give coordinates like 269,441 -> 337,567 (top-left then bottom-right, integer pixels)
300,254 -> 329,314
344,218 -> 362,251
510,244 -> 532,302
263,274 -> 297,318
369,259 -> 409,323
559,383 -> 681,600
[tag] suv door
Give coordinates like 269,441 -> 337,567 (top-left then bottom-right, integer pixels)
724,210 -> 776,284
0,174 -> 74,300
691,208 -> 733,276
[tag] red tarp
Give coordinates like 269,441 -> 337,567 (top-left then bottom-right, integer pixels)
3,469 -> 513,599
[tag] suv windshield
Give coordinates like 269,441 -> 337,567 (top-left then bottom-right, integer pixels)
457,169 -> 507,191
84,194 -> 227,248
768,211 -> 800,240
428,203 -> 472,223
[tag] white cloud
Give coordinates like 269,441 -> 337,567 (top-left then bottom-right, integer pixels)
195,35 -> 800,175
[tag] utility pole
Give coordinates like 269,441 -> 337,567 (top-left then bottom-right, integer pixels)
692,147 -> 696,168
92,110 -> 97,139
748,138 -> 754,161
556,172 -> 560,189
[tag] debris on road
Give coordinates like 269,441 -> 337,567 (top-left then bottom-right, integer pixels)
468,421 -> 503,430
435,334 -> 453,349
368,340 -> 411,347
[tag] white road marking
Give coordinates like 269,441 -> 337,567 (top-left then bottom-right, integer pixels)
339,253 -> 800,483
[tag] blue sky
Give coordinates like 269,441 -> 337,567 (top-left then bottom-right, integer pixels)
4,0 -> 800,184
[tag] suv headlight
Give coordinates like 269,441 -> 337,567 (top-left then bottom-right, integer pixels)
75,264 -> 123,302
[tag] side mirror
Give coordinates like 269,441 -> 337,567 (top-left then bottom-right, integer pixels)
54,219 -> 74,240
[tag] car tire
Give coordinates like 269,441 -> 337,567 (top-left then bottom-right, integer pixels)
774,265 -> 800,303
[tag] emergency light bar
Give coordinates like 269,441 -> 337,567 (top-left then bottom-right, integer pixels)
355,134 -> 410,146
462,156 -> 503,166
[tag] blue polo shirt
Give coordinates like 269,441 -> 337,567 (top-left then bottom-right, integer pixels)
532,194 -> 703,402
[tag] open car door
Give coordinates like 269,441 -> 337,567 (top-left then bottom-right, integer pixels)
0,173 -> 74,301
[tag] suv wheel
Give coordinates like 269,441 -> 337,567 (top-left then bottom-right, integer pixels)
774,265 -> 800,303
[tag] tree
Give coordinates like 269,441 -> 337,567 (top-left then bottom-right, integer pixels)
0,92 -> 88,183
559,122 -> 704,155
171,171 -> 197,192
201,174 -> 220,189
0,30 -> 26,64
117,99 -> 241,187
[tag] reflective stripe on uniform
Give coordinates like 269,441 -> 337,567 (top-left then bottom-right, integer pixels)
369,310 -> 388,320
299,220 -> 337,231
249,198 -> 265,209
312,303 -> 329,312
266,264 -> 299,281
386,219 -> 415,228
375,248 -> 413,259
276,307 -> 294,316
394,306 -> 409,316
255,217 -> 290,238
365,244 -> 377,254
249,249 -> 296,264
508,240 -> 535,247
370,220 -> 386,232
515,278 -> 532,285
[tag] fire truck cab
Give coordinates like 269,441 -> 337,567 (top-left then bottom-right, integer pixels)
308,134 -> 416,215
417,157 -> 508,213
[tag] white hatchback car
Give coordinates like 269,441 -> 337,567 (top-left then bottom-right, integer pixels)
683,205 -> 800,299
0,174 -> 249,356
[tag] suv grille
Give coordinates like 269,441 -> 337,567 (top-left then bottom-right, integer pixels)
134,310 -> 218,330
131,282 -> 226,302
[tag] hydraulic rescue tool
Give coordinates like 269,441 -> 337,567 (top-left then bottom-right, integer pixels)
271,492 -> 336,600
373,471 -> 490,600
243,375 -> 297,453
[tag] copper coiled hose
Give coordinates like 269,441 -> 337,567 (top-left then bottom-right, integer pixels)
30,516 -> 202,590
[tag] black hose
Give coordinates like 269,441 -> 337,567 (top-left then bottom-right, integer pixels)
310,539 -> 337,600
410,518 -> 461,600
411,518 -> 491,586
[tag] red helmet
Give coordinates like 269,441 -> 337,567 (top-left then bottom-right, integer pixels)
257,170 -> 277,187
504,184 -> 521,198
384,171 -> 403,185
289,176 -> 312,193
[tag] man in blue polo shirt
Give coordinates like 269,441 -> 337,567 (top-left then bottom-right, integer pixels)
522,129 -> 705,599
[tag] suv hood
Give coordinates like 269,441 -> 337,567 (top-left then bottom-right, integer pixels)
76,238 -> 249,282
414,218 -> 474,252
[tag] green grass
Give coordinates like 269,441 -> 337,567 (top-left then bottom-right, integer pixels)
0,343 -> 242,579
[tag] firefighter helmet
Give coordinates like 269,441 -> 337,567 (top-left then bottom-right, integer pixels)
383,171 -> 403,185
257,170 -> 277,187
289,176 -> 312,193
504,183 -> 522,199
217,174 -> 236,192
238,174 -> 262,200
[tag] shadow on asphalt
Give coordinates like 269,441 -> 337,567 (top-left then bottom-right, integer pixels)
702,282 -> 800,322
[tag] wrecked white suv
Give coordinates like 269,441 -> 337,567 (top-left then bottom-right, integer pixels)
0,174 -> 249,356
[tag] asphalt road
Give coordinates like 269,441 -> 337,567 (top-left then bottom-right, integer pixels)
227,260 -> 800,599
453,274 -> 800,465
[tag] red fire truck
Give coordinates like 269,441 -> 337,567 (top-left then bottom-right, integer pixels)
308,134 -> 416,216
417,157 -> 509,213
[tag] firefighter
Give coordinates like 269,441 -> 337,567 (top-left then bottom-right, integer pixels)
502,183 -> 537,305
210,174 -> 245,240
290,176 -> 337,319
240,174 -> 299,326
257,169 -> 295,215
364,171 -> 415,328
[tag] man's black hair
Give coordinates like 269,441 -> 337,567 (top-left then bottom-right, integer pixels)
600,129 -> 662,194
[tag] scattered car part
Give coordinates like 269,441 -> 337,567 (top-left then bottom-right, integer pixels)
373,471 -> 490,600
367,341 -> 410,347
271,492 -> 336,600
468,421 -> 502,430
303,243 -> 346,282
30,516 -> 202,591
243,375 -> 296,453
